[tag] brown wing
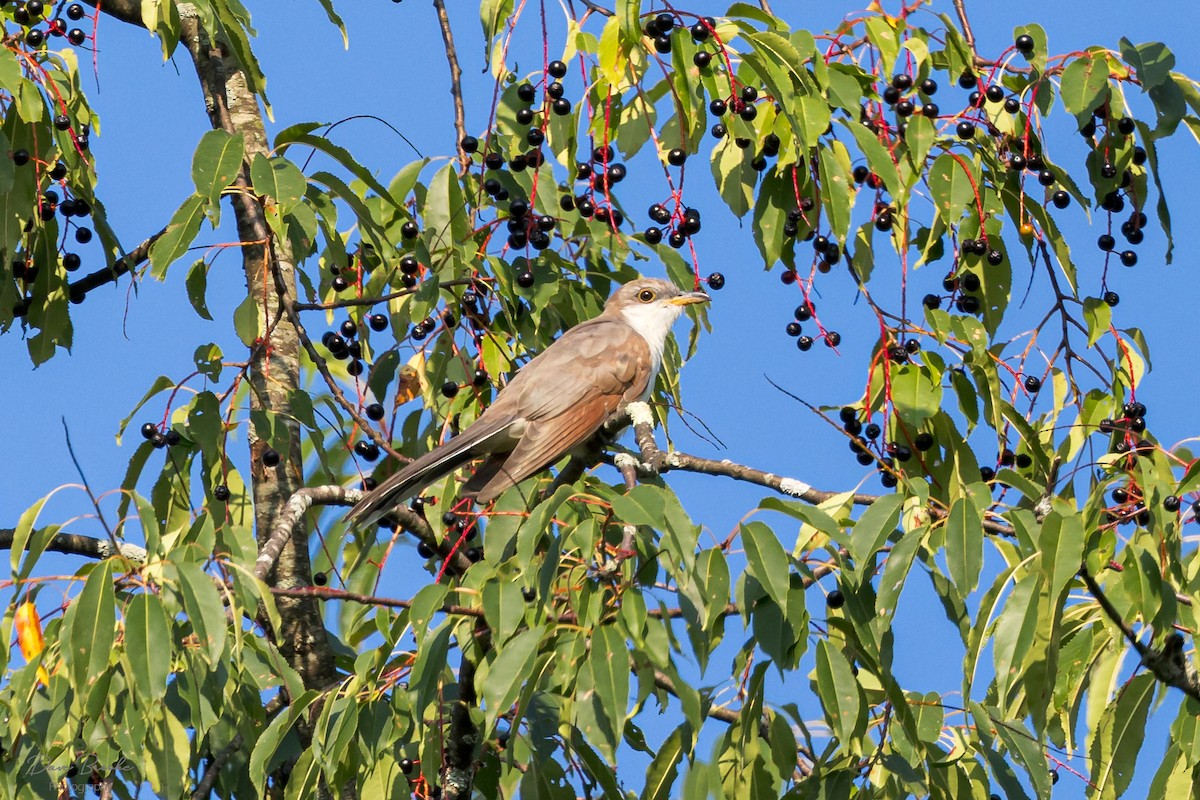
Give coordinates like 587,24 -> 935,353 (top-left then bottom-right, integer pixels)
466,317 -> 652,502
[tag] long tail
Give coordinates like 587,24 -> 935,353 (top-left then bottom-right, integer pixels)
344,420 -> 516,529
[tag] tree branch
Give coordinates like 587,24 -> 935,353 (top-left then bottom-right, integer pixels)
12,226 -> 166,318
0,527 -> 147,563
620,402 -> 1016,537
80,0 -> 144,28
951,0 -> 977,57
191,734 -> 243,800
1080,567 -> 1200,701
254,485 -> 471,582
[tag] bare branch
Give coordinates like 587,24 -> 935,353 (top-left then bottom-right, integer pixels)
0,527 -> 147,563
620,402 -> 1017,537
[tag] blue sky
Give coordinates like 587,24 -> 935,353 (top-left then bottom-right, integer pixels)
5,1 -> 1200,796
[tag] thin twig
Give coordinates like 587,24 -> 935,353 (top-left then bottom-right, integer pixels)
60,418 -> 116,544
432,0 -> 469,173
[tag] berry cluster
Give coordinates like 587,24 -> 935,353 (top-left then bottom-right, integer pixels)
776,235 -> 842,351
1099,400 -> 1152,457
839,406 -> 931,487
139,421 -> 182,450
642,12 -> 717,63
10,1 -> 90,48
8,152 -> 97,299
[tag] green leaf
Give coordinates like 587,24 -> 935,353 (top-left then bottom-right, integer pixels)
992,572 -> 1043,703
608,483 -> 667,527
10,494 -> 49,578
425,161 -> 476,252
818,141 -> 853,240
233,293 -> 261,347
945,494 -> 983,594
759,497 -> 842,538
586,624 -> 629,761
480,0 -> 514,63
928,152 -> 978,225
815,638 -> 863,745
741,521 -> 790,607
149,195 -> 207,278
1059,53 -> 1111,118
250,691 -> 320,794
67,560 -> 116,691
711,135 -> 754,218
275,126 -> 402,209
875,523 -> 925,627
1038,511 -> 1084,599
191,129 -> 245,204
1120,39 -> 1175,90
184,258 -> 213,320
863,15 -> 899,75
1083,296 -> 1113,347
123,593 -> 171,703
250,153 -> 307,212
313,0 -> 348,47
890,365 -> 943,424
482,627 -> 540,734
193,342 -> 223,382
693,547 -> 731,631
145,707 -> 192,798
642,723 -> 691,800
849,493 -> 902,566
174,560 -> 228,664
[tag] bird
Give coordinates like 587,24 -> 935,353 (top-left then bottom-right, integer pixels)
345,277 -> 709,527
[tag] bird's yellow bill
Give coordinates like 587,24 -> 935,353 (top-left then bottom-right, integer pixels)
668,292 -> 711,306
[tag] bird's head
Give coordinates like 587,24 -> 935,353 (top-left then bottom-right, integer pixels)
607,277 -> 709,343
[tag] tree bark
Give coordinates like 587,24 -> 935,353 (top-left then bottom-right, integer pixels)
175,8 -> 336,691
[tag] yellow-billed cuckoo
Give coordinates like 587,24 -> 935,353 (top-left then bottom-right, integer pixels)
346,277 -> 708,526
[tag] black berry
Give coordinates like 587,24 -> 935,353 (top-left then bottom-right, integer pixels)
261,448 -> 281,467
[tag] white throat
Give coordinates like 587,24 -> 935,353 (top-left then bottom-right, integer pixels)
620,302 -> 683,380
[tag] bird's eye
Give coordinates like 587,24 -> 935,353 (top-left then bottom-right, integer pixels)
637,288 -> 657,303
